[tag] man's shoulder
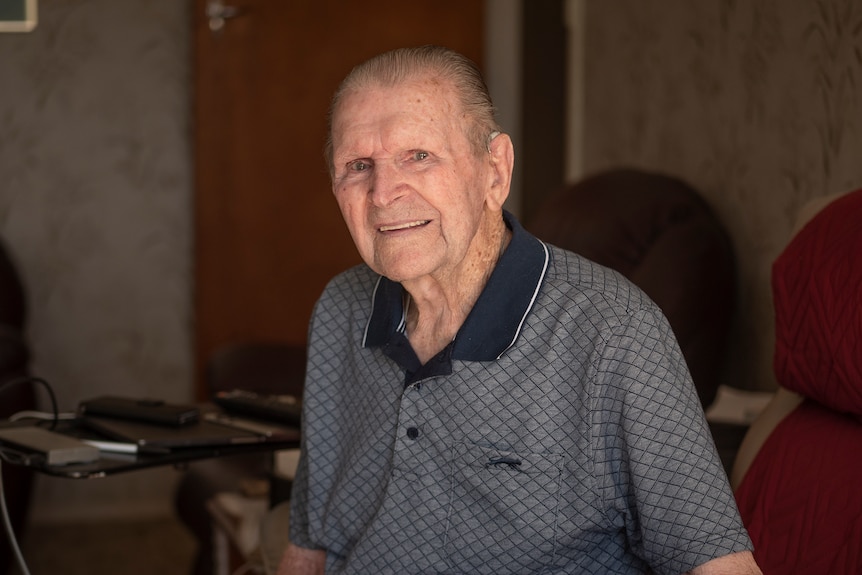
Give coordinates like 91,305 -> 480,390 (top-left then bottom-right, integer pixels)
541,243 -> 651,314
323,264 -> 378,292
315,264 -> 379,310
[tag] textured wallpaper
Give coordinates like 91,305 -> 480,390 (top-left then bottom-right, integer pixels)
582,0 -> 862,392
0,0 -> 192,520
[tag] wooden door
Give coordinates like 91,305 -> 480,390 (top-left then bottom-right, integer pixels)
193,0 -> 484,396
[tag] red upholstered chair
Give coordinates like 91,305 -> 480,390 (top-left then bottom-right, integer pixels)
527,168 -> 737,410
732,188 -> 862,574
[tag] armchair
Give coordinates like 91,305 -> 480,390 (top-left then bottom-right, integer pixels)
731,188 -> 862,574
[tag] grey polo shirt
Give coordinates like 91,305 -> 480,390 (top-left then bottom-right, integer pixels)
289,212 -> 752,574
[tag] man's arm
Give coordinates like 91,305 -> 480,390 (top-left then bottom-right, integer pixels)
275,543 -> 325,575
687,551 -> 762,575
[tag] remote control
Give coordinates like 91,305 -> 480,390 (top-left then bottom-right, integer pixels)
78,396 -> 200,427
213,389 -> 302,426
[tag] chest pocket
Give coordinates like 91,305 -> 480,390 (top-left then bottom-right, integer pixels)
445,442 -> 564,574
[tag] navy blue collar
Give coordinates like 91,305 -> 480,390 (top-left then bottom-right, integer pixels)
362,211 -> 549,382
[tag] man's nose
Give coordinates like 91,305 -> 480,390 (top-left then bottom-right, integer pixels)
369,162 -> 406,207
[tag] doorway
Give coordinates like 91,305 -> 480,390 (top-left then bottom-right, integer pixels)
192,0 -> 485,396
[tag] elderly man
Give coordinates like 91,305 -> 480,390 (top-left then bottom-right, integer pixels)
272,45 -> 761,575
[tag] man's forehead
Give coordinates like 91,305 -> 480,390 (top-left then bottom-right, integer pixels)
336,77 -> 458,123
332,81 -> 464,150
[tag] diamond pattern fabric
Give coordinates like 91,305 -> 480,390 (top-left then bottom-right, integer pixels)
289,221 -> 751,574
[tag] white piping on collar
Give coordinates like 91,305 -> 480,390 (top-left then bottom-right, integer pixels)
361,275 -> 385,348
398,292 -> 408,334
495,239 -> 550,360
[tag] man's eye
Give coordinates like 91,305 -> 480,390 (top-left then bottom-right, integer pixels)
349,160 -> 370,172
412,151 -> 429,161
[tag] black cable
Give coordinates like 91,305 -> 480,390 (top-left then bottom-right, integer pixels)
0,460 -> 31,575
0,376 -> 59,430
0,377 -> 57,574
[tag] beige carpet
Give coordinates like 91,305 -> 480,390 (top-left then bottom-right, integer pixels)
8,516 -> 197,575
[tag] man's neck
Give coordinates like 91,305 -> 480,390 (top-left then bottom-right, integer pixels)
402,214 -> 511,364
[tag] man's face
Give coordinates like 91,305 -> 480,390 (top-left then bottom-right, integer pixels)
330,78 -> 498,285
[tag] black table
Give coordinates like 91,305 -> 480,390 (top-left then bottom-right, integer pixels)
0,416 -> 299,479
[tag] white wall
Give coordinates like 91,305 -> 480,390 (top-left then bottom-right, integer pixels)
485,0 -> 523,216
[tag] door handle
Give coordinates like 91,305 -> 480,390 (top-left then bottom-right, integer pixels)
206,0 -> 242,32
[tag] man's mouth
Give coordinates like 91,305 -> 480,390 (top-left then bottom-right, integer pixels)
378,220 -> 430,232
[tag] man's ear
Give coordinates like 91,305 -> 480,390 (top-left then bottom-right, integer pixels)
486,132 -> 514,210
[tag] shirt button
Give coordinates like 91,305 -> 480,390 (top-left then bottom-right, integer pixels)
406,427 -> 419,440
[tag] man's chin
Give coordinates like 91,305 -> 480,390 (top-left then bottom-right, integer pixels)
374,260 -> 435,285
